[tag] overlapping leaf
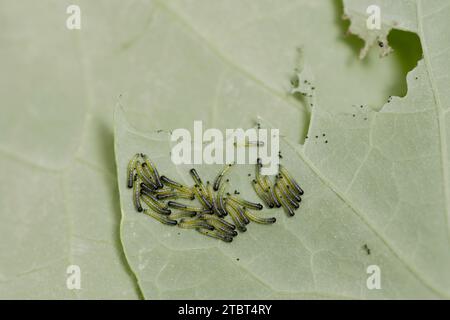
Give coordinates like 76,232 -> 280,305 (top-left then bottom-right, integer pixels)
116,0 -> 450,299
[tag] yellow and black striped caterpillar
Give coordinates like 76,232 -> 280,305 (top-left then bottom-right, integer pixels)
126,154 -> 304,243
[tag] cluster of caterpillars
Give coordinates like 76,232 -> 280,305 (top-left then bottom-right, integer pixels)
252,158 -> 304,217
127,153 -> 304,243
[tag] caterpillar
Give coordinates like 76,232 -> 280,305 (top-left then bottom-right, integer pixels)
213,164 -> 233,191
127,153 -> 140,188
